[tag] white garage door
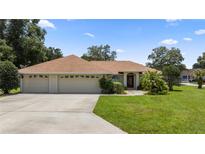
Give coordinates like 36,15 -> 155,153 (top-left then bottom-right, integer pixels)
58,75 -> 101,93
22,75 -> 49,93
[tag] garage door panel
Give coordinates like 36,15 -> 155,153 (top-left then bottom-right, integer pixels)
23,75 -> 49,93
58,77 -> 101,94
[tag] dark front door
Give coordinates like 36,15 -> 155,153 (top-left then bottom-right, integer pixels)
127,74 -> 134,88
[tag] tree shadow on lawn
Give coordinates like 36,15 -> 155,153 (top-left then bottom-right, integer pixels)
172,89 -> 183,92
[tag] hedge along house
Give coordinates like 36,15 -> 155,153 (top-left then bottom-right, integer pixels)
18,55 -> 153,93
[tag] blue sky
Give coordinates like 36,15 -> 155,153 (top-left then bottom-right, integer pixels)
39,19 -> 205,68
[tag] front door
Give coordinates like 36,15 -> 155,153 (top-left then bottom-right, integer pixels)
127,74 -> 134,88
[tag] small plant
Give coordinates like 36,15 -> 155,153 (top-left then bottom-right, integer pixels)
194,69 -> 205,89
140,71 -> 168,95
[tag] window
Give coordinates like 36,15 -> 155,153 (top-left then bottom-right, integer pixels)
45,75 -> 48,78
34,75 -> 37,78
75,75 -> 79,78
21,75 -> 24,79
182,76 -> 187,80
91,75 -> 95,78
65,75 -> 68,78
39,75 -> 43,78
86,75 -> 89,78
80,75 -> 84,78
29,75 -> 32,78
60,76 -> 64,78
70,75 -> 74,78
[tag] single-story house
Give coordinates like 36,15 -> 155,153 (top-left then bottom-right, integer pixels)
19,55 -> 154,93
180,69 -> 195,82
180,69 -> 205,82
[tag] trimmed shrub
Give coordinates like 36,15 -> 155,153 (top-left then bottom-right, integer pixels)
140,71 -> 168,95
99,77 -> 113,94
0,61 -> 19,94
99,77 -> 125,94
113,82 -> 124,94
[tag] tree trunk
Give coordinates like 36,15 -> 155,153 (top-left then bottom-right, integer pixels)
168,81 -> 173,91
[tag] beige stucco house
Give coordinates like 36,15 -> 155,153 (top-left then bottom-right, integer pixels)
19,55 -> 154,93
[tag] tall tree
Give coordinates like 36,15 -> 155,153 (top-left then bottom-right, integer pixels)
193,52 -> 205,69
0,19 -> 7,39
21,37 -> 47,66
46,47 -> 63,61
81,44 -> 117,61
0,39 -> 15,62
147,46 -> 185,91
5,19 -> 29,67
0,19 -> 63,68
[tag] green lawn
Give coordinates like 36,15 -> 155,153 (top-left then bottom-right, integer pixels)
94,86 -> 205,134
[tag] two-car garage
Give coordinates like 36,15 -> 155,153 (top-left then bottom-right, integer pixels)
21,74 -> 101,94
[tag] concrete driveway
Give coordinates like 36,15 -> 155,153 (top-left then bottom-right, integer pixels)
0,94 -> 125,134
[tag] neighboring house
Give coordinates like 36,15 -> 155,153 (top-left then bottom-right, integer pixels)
180,69 -> 205,82
180,69 -> 195,82
19,55 -> 154,93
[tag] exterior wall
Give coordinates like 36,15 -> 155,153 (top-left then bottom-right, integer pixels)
49,75 -> 58,93
135,73 -> 140,89
123,73 -> 127,87
20,77 -> 23,93
21,72 -> 141,93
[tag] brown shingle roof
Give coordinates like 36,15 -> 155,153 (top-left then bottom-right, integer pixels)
19,55 -> 113,74
19,54 -> 155,74
90,61 -> 156,74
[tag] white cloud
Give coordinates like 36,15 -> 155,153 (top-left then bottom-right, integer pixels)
183,37 -> 192,41
83,32 -> 95,38
160,39 -> 178,45
116,49 -> 125,53
194,29 -> 205,35
165,19 -> 181,23
165,19 -> 181,26
38,20 -> 55,29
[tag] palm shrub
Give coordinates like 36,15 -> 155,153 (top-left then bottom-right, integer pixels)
194,69 -> 205,89
140,71 -> 168,95
0,61 -> 19,94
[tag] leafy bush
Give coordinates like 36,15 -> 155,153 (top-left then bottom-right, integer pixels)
99,77 -> 114,94
0,61 -> 19,94
113,82 -> 124,94
140,71 -> 168,95
99,77 -> 124,94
